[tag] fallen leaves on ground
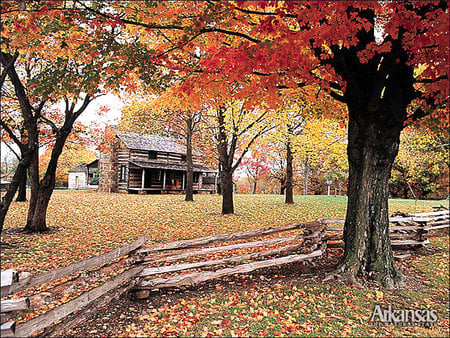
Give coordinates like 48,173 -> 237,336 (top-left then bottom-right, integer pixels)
1,192 -> 448,337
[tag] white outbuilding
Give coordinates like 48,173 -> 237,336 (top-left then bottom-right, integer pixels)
68,163 -> 87,190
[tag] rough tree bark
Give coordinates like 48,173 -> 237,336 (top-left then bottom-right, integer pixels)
324,18 -> 417,288
285,139 -> 294,204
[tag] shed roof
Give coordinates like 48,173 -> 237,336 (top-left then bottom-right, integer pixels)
116,132 -> 185,154
129,160 -> 216,173
69,163 -> 87,173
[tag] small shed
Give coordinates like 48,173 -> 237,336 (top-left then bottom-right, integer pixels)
68,163 -> 87,190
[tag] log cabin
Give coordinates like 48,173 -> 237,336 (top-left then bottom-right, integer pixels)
98,131 -> 217,194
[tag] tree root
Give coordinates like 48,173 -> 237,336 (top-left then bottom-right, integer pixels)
324,264 -> 406,290
323,271 -> 363,288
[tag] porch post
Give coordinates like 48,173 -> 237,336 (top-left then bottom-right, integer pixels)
162,170 -> 166,190
182,171 -> 185,190
214,172 -> 218,193
141,168 -> 145,190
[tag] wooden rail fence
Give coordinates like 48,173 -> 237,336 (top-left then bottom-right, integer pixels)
1,207 -> 448,336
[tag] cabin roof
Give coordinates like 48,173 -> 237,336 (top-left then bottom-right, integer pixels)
129,160 -> 217,173
117,132 -> 185,154
69,163 -> 87,173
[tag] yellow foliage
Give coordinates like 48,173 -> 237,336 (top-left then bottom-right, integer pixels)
39,143 -> 96,186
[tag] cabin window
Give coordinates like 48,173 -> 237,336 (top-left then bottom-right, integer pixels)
148,151 -> 157,159
193,172 -> 200,183
181,155 -> 187,162
119,165 -> 126,182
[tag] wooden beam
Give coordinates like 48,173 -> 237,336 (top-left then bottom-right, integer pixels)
40,271 -> 142,337
427,224 -> 450,231
141,169 -> 145,190
391,239 -> 427,246
1,298 -> 30,313
320,219 -> 345,225
410,210 -> 449,217
139,242 -> 305,277
136,250 -> 323,290
141,222 -> 310,253
1,321 -> 15,336
13,265 -> 145,338
145,235 -> 300,263
1,270 -> 19,287
1,236 -> 147,297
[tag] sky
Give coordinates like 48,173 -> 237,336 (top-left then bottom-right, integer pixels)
1,93 -> 124,165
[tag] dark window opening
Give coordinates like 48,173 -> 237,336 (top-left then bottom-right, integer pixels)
119,165 -> 126,182
181,155 -> 187,162
148,151 -> 157,159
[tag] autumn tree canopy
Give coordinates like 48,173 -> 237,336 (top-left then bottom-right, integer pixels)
2,1 -> 448,286
81,0 -> 448,288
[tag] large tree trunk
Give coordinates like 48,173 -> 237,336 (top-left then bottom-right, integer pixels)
27,176 -> 55,232
285,140 -> 294,204
25,127 -> 73,232
184,118 -> 194,202
221,169 -> 234,214
25,146 -> 41,231
333,90 -> 411,288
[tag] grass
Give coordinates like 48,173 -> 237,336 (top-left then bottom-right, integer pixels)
1,191 -> 448,337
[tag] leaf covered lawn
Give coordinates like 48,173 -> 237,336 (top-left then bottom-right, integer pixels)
1,191 -> 448,337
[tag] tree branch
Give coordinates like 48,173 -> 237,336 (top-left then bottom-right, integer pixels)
415,75 -> 448,84
0,51 -> 18,89
0,119 -> 26,153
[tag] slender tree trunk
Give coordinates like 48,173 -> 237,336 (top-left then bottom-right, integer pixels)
252,180 -> 257,194
221,169 -> 234,214
303,158 -> 309,195
285,140 -> 294,204
0,152 -> 32,232
185,118 -> 194,202
16,171 -> 27,202
216,165 -> 223,195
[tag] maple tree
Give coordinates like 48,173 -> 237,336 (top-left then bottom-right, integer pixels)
0,1 -> 138,232
239,149 -> 270,194
118,0 -> 447,287
2,1 -> 447,286
211,96 -> 274,214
